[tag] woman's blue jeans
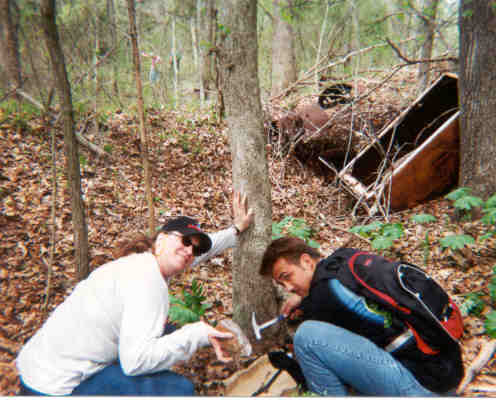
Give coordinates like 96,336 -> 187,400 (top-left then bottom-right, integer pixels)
19,363 -> 194,396
70,362 -> 195,396
293,320 -> 435,396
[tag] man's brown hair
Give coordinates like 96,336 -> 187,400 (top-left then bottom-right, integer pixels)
260,236 -> 322,277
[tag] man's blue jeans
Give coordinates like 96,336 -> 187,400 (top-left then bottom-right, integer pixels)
293,320 -> 435,396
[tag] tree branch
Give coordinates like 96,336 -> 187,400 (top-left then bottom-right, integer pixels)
386,37 -> 457,65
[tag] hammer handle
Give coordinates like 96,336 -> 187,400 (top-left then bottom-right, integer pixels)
260,314 -> 285,330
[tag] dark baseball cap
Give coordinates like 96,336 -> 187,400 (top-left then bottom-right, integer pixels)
160,216 -> 212,255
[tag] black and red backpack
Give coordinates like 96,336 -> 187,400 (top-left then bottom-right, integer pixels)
318,248 -> 464,355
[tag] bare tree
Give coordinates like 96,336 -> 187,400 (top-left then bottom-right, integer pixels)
198,0 -> 216,100
217,0 -> 281,339
40,0 -> 90,281
458,0 -> 496,198
271,0 -> 297,97
127,0 -> 155,235
0,0 -> 21,98
416,0 -> 440,92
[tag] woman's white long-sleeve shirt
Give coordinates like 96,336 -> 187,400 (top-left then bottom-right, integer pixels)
16,228 -> 237,395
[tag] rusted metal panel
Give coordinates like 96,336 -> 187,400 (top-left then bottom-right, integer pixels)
337,73 -> 460,215
389,112 -> 459,210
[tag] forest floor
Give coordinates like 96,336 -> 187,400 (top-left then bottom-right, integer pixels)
1,70 -> 496,396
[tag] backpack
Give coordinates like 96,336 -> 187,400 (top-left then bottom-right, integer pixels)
321,248 -> 464,355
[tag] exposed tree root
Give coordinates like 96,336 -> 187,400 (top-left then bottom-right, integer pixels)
457,339 -> 496,395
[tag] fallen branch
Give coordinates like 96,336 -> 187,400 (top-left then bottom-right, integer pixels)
466,385 -> 496,394
15,89 -> 109,158
457,339 -> 496,395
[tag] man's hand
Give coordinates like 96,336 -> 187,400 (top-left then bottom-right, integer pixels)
233,191 -> 254,233
281,294 -> 303,319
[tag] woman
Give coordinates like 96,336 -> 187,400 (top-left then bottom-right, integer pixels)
17,192 -> 253,396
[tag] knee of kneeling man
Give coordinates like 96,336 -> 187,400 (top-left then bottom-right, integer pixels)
294,320 -> 320,348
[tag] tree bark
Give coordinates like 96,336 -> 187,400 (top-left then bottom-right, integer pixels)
417,0 -> 440,92
217,0 -> 280,340
199,0 -> 216,100
107,0 -> 119,97
0,0 -> 21,97
458,1 -> 496,199
271,0 -> 297,97
127,0 -> 155,235
40,0 -> 90,281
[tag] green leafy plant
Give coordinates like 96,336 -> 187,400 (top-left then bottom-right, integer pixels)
411,214 -> 436,224
411,214 -> 437,263
485,310 -> 496,338
272,216 -> 319,248
349,222 -> 404,251
168,279 -> 212,327
445,187 -> 484,220
489,266 -> 496,303
480,194 -> 496,240
439,234 -> 475,251
460,266 -> 496,339
459,292 -> 485,317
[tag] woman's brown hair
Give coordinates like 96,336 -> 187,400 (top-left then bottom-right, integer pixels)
260,236 -> 322,277
113,232 -> 159,259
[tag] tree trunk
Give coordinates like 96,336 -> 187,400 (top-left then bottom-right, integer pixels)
458,1 -> 496,198
217,0 -> 280,340
107,0 -> 119,97
417,0 -> 440,93
171,16 -> 179,106
127,0 -> 155,235
40,0 -> 90,281
199,0 -> 216,100
271,0 -> 297,97
0,0 -> 21,97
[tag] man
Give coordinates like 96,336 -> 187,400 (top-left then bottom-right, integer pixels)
259,236 -> 463,396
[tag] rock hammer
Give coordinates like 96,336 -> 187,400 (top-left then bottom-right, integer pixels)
251,312 -> 285,340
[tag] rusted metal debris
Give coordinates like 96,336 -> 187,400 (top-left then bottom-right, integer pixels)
331,73 -> 459,216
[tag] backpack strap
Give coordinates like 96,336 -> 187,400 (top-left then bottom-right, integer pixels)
347,251 -> 411,314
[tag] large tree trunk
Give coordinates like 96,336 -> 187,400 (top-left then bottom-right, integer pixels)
458,1 -> 496,198
0,0 -> 21,96
217,0 -> 280,341
271,0 -> 297,97
40,0 -> 90,281
417,0 -> 440,93
127,0 -> 155,235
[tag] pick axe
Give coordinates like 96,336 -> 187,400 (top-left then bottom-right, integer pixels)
252,312 -> 285,340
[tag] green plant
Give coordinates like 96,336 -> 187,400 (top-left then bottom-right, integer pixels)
445,187 -> 484,220
480,194 -> 496,240
272,216 -> 319,248
485,310 -> 496,338
460,266 -> 496,339
439,234 -> 475,251
441,188 -> 496,247
411,214 -> 436,224
489,265 -> 496,302
168,279 -> 212,327
349,221 -> 404,251
411,214 -> 437,263
459,292 -> 485,317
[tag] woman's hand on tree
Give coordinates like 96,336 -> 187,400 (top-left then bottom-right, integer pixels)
232,191 -> 254,233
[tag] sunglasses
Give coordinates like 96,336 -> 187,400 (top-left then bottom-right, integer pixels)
169,233 -> 202,256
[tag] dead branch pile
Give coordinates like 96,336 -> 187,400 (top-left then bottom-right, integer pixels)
264,69 -> 420,176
